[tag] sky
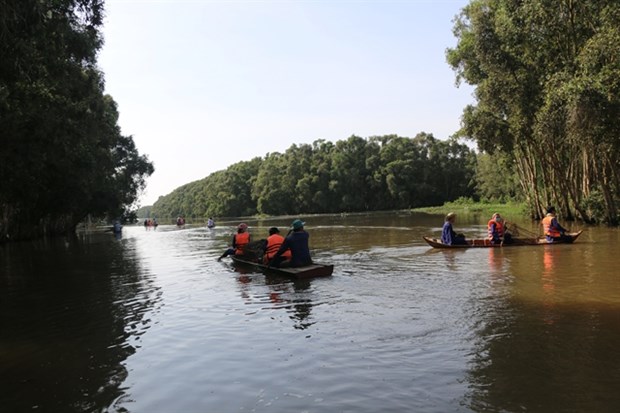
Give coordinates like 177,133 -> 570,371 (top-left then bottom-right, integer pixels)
98,0 -> 475,206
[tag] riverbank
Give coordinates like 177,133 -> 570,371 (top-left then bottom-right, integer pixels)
413,199 -> 528,218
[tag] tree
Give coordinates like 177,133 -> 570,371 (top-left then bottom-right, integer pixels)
448,0 -> 620,224
0,0 -> 153,240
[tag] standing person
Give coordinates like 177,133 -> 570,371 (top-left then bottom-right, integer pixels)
488,213 -> 512,244
441,212 -> 467,245
542,206 -> 571,243
218,223 -> 251,260
263,227 -> 291,264
270,219 -> 312,267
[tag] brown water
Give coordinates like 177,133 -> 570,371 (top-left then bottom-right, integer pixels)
1,212 -> 619,412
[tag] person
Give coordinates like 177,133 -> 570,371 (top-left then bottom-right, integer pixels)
207,217 -> 215,229
113,220 -> 122,234
262,227 -> 291,264
218,223 -> 251,260
441,212 -> 467,245
542,206 -> 571,243
487,213 -> 512,244
270,219 -> 312,267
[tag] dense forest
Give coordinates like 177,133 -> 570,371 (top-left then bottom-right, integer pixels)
1,0 -> 153,241
151,134 -> 478,220
448,0 -> 620,224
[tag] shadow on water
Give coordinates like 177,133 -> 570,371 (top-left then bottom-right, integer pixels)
0,231 -> 161,413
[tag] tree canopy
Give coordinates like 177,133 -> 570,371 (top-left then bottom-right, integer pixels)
1,0 -> 154,241
151,134 -> 477,220
447,0 -> 620,224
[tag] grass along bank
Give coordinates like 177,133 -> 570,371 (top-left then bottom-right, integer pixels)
413,198 -> 528,218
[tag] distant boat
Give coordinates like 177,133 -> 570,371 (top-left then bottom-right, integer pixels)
423,230 -> 583,248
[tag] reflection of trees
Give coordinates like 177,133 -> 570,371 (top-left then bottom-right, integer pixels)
463,298 -> 620,411
0,233 -> 160,412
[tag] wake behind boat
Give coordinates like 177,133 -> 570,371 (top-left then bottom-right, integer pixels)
423,230 -> 583,249
230,256 -> 334,278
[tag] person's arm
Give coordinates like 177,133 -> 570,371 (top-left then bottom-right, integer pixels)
552,218 -> 567,233
231,234 -> 237,248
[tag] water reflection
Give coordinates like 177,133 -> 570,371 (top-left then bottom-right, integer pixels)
0,232 -> 160,413
231,264 -> 317,330
463,243 -> 620,412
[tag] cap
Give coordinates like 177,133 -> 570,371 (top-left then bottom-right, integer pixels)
291,219 -> 305,230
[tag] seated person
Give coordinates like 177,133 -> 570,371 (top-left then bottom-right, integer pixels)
487,213 -> 512,244
218,223 -> 250,260
542,206 -> 571,243
263,227 -> 291,264
441,212 -> 467,245
270,219 -> 312,267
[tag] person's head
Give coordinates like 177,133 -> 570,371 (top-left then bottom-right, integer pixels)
445,212 -> 456,222
492,212 -> 502,222
291,219 -> 305,231
546,206 -> 556,215
268,227 -> 280,235
237,222 -> 248,233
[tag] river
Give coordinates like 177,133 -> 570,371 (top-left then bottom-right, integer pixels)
1,212 -> 619,412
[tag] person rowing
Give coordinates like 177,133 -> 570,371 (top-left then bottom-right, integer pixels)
269,219 -> 312,268
542,206 -> 571,243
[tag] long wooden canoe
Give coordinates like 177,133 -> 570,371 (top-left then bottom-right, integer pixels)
230,256 -> 334,278
423,230 -> 583,249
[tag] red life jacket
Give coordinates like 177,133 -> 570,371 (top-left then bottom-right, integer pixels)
264,234 -> 291,260
542,215 -> 561,237
234,232 -> 250,255
487,219 -> 504,239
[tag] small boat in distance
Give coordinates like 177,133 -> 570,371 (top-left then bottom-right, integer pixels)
230,256 -> 334,278
423,230 -> 583,249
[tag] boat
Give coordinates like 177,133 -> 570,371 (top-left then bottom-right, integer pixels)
230,256 -> 334,278
423,230 -> 583,249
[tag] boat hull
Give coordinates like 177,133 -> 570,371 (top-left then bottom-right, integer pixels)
423,231 -> 583,249
230,256 -> 334,278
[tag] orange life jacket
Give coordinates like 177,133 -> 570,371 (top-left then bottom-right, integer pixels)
264,234 -> 291,260
542,215 -> 561,237
234,232 -> 250,255
487,219 -> 504,239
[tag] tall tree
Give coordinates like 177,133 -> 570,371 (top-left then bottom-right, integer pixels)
448,0 -> 620,224
1,0 -> 153,240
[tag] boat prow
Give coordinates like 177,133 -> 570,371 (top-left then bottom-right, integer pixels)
423,230 -> 583,249
230,256 -> 334,278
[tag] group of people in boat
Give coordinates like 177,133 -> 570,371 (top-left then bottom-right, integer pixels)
441,205 -> 570,245
218,219 -> 312,268
143,218 -> 158,229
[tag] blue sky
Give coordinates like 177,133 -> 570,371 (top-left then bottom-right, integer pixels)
98,0 -> 474,206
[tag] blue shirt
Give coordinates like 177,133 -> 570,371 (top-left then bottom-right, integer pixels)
441,221 -> 457,245
275,230 -> 312,266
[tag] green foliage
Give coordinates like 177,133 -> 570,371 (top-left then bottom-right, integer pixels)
1,0 -> 153,240
152,134 -> 478,219
448,0 -> 620,224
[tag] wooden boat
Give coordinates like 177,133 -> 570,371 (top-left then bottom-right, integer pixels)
423,230 -> 583,249
230,256 -> 334,278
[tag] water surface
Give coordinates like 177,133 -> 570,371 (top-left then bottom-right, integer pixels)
1,212 -> 619,412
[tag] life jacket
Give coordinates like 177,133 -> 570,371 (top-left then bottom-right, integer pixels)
234,232 -> 250,255
487,219 -> 504,240
264,234 -> 292,260
542,215 -> 561,237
